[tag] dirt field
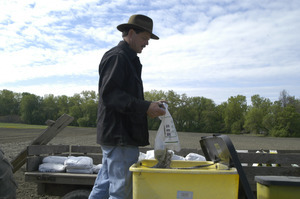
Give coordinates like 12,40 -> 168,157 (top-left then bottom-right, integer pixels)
1,127 -> 299,198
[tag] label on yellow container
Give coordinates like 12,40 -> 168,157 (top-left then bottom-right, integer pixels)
177,191 -> 193,199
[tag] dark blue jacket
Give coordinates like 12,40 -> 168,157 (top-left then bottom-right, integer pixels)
97,41 -> 151,146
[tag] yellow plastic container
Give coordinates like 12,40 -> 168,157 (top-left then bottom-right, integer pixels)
130,160 -> 239,199
255,176 -> 300,199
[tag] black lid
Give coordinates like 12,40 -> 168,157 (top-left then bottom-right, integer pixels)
200,134 -> 234,167
200,134 -> 256,199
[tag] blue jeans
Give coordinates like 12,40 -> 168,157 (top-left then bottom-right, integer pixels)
89,145 -> 139,199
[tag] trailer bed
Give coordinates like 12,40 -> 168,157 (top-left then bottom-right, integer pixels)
24,144 -> 300,198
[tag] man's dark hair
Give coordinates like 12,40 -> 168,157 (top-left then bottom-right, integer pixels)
122,28 -> 144,37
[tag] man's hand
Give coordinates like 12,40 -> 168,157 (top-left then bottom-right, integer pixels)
147,101 -> 166,118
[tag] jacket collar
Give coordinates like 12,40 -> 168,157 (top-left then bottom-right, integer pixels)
118,40 -> 137,60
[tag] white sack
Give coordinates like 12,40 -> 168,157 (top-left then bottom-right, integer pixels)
43,156 -> 68,164
64,156 -> 93,169
39,163 -> 66,173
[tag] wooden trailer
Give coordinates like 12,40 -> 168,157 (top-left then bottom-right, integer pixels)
24,144 -> 300,198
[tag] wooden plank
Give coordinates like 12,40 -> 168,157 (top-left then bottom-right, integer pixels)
241,150 -> 300,153
27,145 -> 70,155
25,172 -> 97,185
244,166 -> 300,178
11,150 -> 28,173
68,154 -> 102,165
71,145 -> 102,154
277,150 -> 300,153
11,114 -> 74,173
31,114 -> 74,145
237,153 -> 300,165
26,156 -> 44,172
91,155 -> 102,165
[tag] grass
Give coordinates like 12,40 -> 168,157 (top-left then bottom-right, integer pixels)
0,122 -> 47,129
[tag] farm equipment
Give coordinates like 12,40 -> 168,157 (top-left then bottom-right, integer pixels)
24,137 -> 300,198
0,147 -> 17,198
9,114 -> 300,198
25,144 -> 100,198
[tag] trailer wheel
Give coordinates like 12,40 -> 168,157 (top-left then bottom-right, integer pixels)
0,148 -> 17,199
61,189 -> 91,199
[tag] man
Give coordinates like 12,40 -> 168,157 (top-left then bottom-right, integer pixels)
89,14 -> 166,199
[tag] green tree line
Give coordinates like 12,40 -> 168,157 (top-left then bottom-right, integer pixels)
1,89 -> 300,137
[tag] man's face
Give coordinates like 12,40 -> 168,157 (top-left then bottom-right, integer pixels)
129,30 -> 151,53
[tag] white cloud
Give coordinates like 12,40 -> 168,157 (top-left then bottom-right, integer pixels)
0,48 -> 102,84
140,0 -> 300,103
0,0 -> 299,104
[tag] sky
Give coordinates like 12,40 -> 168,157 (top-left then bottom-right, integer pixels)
0,0 -> 299,105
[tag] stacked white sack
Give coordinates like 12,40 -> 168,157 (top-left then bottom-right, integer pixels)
43,156 -> 68,164
39,156 -> 102,174
65,156 -> 93,174
39,156 -> 67,172
39,163 -> 66,172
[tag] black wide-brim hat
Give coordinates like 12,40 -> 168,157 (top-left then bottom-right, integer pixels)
117,14 -> 159,40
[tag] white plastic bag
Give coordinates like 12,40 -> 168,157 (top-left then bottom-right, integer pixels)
144,150 -> 155,160
185,153 -> 206,161
154,103 -> 181,152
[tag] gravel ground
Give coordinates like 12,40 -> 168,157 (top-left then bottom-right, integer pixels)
0,127 -> 299,198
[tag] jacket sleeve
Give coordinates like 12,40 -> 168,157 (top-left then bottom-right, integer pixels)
99,53 -> 151,114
